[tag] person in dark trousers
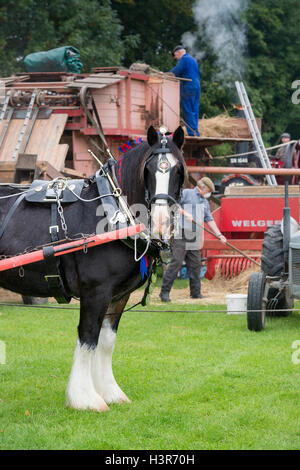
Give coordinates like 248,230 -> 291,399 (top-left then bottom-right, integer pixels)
159,177 -> 226,302
273,133 -> 291,161
169,45 -> 201,137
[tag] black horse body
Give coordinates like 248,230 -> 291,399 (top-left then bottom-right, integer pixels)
0,126 -> 185,411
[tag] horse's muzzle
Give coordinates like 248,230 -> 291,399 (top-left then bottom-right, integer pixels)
150,202 -> 174,239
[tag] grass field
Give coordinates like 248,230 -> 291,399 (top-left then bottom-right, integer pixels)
1,299 -> 300,450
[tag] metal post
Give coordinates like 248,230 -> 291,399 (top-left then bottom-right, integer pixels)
283,179 -> 290,270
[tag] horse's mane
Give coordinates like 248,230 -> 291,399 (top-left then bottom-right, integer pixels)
119,138 -> 186,205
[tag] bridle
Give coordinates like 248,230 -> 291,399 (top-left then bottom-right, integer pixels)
143,135 -> 185,209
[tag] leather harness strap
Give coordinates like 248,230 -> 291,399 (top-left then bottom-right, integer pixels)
0,189 -> 71,304
44,203 -> 71,304
0,191 -> 28,240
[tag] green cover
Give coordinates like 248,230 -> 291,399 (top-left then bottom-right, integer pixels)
24,46 -> 83,73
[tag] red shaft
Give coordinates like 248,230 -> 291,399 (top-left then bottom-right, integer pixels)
187,166 -> 300,176
0,224 -> 145,272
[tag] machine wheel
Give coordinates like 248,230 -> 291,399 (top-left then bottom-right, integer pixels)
220,174 -> 258,194
261,224 -> 284,276
261,224 -> 293,316
247,271 -> 266,331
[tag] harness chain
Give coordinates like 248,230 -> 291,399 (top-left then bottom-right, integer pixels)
53,181 -> 68,239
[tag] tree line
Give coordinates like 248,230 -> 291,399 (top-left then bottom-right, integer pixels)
0,0 -> 299,142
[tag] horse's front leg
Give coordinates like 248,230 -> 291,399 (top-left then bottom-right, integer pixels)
91,295 -> 131,404
66,287 -> 111,412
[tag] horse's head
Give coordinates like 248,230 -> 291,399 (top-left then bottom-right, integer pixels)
143,126 -> 186,239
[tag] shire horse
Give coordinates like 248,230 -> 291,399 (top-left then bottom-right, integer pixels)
0,126 -> 185,411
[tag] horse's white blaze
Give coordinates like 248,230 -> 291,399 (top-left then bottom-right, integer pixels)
151,153 -> 177,237
92,318 -> 130,404
66,340 -> 109,411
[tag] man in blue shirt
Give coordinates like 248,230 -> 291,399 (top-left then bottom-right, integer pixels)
159,177 -> 226,302
169,45 -> 201,137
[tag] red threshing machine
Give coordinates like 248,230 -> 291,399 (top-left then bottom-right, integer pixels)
187,164 -> 300,280
202,185 -> 300,279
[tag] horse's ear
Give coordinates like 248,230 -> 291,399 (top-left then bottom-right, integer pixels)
147,126 -> 158,147
172,126 -> 185,149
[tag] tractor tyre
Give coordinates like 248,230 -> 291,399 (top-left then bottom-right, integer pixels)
261,224 -> 284,276
247,271 -> 266,331
261,224 -> 293,316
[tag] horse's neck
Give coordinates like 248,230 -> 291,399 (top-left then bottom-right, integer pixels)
116,157 -> 146,206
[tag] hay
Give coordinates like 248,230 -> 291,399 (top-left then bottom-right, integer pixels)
209,265 -> 260,294
184,114 -> 240,138
128,264 -> 261,306
129,62 -> 151,74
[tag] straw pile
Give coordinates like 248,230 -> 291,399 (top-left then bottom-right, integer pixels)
127,265 -> 260,306
184,114 -> 240,138
209,265 -> 260,294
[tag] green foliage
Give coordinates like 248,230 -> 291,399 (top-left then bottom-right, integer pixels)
111,0 -> 196,70
245,0 -> 300,141
112,0 -> 300,142
0,0 -> 138,75
0,0 -> 299,142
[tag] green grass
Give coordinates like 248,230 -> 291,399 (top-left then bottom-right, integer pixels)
1,300 -> 300,450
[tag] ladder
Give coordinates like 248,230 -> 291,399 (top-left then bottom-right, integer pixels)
235,81 -> 277,186
0,90 -> 13,150
0,89 -> 11,126
11,89 -> 38,161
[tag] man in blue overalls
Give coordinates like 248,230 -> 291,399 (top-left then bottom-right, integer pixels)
169,45 -> 201,137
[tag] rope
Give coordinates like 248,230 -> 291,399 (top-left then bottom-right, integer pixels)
0,189 -> 30,199
125,308 -> 300,314
0,302 -> 299,315
213,140 -> 298,160
67,186 -> 117,203
134,234 -> 150,262
0,183 -> 30,187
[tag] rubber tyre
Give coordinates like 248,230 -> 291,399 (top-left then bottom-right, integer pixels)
220,176 -> 255,194
261,224 -> 293,316
247,271 -> 266,331
261,224 -> 284,276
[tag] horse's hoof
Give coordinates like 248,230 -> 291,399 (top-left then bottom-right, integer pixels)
120,393 -> 131,404
92,400 -> 110,412
66,392 -> 109,412
103,389 -> 131,404
66,400 -> 110,412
